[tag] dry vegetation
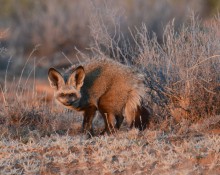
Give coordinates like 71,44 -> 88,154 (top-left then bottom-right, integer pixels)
0,129 -> 220,174
0,1 -> 220,174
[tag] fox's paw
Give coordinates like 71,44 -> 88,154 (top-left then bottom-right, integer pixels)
81,129 -> 94,139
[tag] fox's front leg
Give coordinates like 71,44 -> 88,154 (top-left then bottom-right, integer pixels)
115,115 -> 124,129
82,106 -> 97,137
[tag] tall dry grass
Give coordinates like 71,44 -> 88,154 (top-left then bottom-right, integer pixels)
139,16 -> 220,122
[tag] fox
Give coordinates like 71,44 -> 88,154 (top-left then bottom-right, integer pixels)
48,58 -> 150,136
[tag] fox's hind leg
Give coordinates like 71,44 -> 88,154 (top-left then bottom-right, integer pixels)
100,113 -> 116,135
82,105 -> 97,137
98,93 -> 122,134
99,114 -> 123,135
129,105 -> 150,131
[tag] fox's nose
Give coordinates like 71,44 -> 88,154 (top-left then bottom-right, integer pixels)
66,101 -> 72,105
69,96 -> 77,101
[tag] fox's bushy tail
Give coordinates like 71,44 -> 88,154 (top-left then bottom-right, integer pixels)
124,88 -> 150,131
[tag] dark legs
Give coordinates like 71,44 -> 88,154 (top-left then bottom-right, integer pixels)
129,106 -> 150,131
82,106 -> 124,137
81,104 -> 149,137
100,113 -> 124,135
82,106 -> 97,137
115,115 -> 124,129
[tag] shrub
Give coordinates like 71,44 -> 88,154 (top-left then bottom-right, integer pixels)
90,9 -> 220,122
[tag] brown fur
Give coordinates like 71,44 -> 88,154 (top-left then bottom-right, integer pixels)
48,57 -> 150,135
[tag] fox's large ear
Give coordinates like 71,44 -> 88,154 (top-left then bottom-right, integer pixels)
48,68 -> 65,89
68,66 -> 85,90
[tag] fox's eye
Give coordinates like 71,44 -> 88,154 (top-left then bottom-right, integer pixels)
69,93 -> 75,97
60,93 -> 65,97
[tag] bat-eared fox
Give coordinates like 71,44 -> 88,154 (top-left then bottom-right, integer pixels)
48,58 -> 150,136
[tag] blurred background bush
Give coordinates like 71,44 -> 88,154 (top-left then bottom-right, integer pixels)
0,0 -> 220,73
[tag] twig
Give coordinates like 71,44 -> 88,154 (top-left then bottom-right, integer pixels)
189,55 -> 220,71
62,52 -> 73,65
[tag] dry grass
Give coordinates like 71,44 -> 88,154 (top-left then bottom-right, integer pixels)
0,79 -> 220,175
0,121 -> 220,174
